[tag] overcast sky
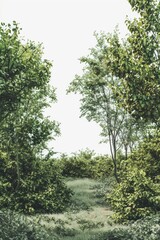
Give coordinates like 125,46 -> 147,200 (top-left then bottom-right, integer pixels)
0,0 -> 137,156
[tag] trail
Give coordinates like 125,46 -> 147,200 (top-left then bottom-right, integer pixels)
39,178 -> 117,240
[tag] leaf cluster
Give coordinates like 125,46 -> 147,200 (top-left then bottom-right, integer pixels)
0,210 -> 54,240
0,22 -> 53,122
0,151 -> 72,214
56,149 -> 114,179
108,131 -> 160,222
90,214 -> 160,240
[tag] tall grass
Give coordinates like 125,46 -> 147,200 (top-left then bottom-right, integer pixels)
37,178 -> 116,240
3,177 -> 159,240
66,178 -> 103,210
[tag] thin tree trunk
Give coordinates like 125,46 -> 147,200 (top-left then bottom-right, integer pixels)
108,132 -> 120,183
14,130 -> 21,191
124,145 -> 128,160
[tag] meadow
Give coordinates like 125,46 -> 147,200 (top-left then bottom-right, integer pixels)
37,177 -> 117,240
1,176 -> 160,240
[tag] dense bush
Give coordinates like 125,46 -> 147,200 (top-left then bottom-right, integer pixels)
0,152 -> 72,214
123,132 -> 160,180
0,210 -> 57,240
91,155 -> 114,179
130,214 -> 160,240
56,150 -> 113,179
108,167 -> 160,222
90,214 -> 160,240
108,133 -> 160,222
57,151 -> 93,178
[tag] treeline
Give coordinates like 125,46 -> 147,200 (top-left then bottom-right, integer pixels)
55,149 -> 114,179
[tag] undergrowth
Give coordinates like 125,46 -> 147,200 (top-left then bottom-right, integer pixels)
2,178 -> 160,240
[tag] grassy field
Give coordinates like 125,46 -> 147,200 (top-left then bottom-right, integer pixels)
2,177 -> 159,239
35,177 -> 120,240
1,169 -> 158,239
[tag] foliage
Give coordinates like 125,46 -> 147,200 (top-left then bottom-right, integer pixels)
68,28 -> 148,182
0,22 -> 53,122
108,132 -> 160,222
0,89 -> 60,190
57,150 -> 94,178
92,0 -> 160,122
0,22 -> 60,186
123,131 -> 160,179
90,227 -> 131,240
128,214 -> 160,240
1,89 -> 60,155
0,210 -> 57,240
0,152 -> 72,214
0,22 -> 63,214
90,214 -> 160,240
56,150 -> 113,179
91,154 -> 114,179
108,168 -> 160,222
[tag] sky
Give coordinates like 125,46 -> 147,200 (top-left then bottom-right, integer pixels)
0,0 -> 137,156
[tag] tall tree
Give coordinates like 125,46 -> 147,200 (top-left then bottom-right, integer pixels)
99,0 -> 160,123
0,22 -> 60,189
68,33 -> 143,182
0,22 -> 52,122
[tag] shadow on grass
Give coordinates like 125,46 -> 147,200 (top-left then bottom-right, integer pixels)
66,178 -> 109,211
36,177 -> 116,240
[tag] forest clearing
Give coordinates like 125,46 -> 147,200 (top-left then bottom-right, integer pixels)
1,0 -> 160,239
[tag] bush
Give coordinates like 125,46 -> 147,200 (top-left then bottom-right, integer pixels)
130,214 -> 160,240
90,214 -> 160,240
0,152 -> 73,214
108,168 -> 160,222
0,210 -> 58,240
58,152 -> 93,178
91,155 -> 113,179
56,149 -> 113,179
122,131 -> 160,180
107,133 -> 160,222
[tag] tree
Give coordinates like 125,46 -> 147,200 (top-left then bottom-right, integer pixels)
0,22 -> 60,188
0,89 -> 60,189
99,0 -> 160,123
0,22 -> 52,122
68,33 -> 144,182
0,22 -> 67,214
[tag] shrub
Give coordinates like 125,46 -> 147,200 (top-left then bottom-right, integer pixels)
57,150 -> 95,178
107,132 -> 160,222
108,168 -> 160,222
90,214 -> 160,240
130,214 -> 160,240
56,149 -> 113,179
0,210 -> 58,240
123,131 -> 160,180
0,152 -> 73,214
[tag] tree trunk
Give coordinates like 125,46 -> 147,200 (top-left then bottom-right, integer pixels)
108,132 -> 120,183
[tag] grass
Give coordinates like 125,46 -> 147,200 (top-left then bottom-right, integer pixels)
2,177 -> 159,239
33,177 -> 121,240
67,178 -> 104,210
